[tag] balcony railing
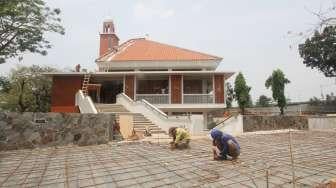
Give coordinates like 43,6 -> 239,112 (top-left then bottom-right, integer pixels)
183,94 -> 214,104
136,94 -> 169,104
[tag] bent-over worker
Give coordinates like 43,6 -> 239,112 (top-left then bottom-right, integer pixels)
210,129 -> 240,160
168,127 -> 190,150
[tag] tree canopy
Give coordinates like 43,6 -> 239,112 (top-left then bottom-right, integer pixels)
0,0 -> 64,64
0,65 -> 58,112
256,95 -> 272,107
299,26 -> 336,77
0,76 -> 10,93
234,72 -> 251,114
265,69 -> 290,115
225,82 -> 234,108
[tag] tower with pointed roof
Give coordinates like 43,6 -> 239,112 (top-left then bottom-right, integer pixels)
99,20 -> 119,56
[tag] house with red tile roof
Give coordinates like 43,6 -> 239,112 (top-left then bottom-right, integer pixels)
46,20 -> 234,134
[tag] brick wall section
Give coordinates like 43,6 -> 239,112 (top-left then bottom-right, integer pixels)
51,76 -> 82,112
171,75 -> 182,103
214,75 -> 225,103
99,34 -> 119,56
125,75 -> 135,100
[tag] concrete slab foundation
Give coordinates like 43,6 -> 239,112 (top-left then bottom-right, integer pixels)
0,131 -> 335,187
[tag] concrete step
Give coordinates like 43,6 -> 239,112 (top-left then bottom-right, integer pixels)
95,103 -> 166,135
116,119 -> 152,122
134,126 -> 163,130
133,120 -> 152,123
116,118 -> 151,121
133,120 -> 153,123
134,125 -> 160,129
98,108 -> 128,110
134,130 -> 166,134
100,111 -> 130,113
98,107 -> 128,110
134,123 -> 153,125
115,115 -> 148,118
133,119 -> 150,121
95,104 -> 129,112
98,107 -> 127,110
116,118 -> 152,122
133,126 -> 163,130
96,105 -> 126,108
98,106 -> 128,109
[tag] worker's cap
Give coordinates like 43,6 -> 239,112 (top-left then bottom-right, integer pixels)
210,129 -> 223,140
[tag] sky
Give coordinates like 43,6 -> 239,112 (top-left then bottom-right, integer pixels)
1,0 -> 336,102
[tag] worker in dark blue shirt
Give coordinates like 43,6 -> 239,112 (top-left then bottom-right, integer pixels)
210,129 -> 240,160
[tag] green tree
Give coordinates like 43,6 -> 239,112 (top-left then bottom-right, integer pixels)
0,76 -> 11,93
0,0 -> 64,64
234,72 -> 251,114
326,93 -> 336,105
309,96 -> 322,106
247,95 -> 253,107
299,26 -> 336,77
225,82 -> 234,108
256,95 -> 272,107
0,65 -> 57,112
265,69 -> 290,115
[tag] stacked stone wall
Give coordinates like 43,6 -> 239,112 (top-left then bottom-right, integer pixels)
243,115 -> 308,132
0,113 -> 115,151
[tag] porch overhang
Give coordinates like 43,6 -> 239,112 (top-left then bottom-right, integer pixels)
95,60 -> 221,71
43,71 -> 234,79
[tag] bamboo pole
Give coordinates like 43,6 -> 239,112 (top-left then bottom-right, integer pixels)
289,129 -> 296,188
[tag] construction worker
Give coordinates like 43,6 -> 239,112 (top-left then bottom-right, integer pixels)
210,129 -> 240,160
168,127 -> 191,150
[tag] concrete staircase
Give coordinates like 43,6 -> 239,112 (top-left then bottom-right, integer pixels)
96,104 -> 129,113
95,104 -> 166,134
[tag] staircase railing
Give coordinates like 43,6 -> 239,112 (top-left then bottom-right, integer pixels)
212,114 -> 243,136
140,99 -> 168,119
213,114 -> 234,129
75,90 -> 98,113
117,93 -> 190,132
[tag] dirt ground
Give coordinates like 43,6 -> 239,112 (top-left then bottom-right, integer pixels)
0,130 -> 335,188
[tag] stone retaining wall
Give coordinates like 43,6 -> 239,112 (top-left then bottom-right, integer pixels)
308,116 -> 336,130
0,113 -> 115,151
243,115 -> 308,132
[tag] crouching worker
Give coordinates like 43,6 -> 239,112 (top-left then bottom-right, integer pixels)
210,129 -> 240,160
168,127 -> 190,150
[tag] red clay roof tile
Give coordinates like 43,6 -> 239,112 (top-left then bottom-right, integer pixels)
97,38 -> 222,62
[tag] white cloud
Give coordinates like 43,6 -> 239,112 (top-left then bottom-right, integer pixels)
133,1 -> 175,21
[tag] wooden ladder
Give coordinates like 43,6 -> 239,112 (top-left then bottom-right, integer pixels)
82,74 -> 91,96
